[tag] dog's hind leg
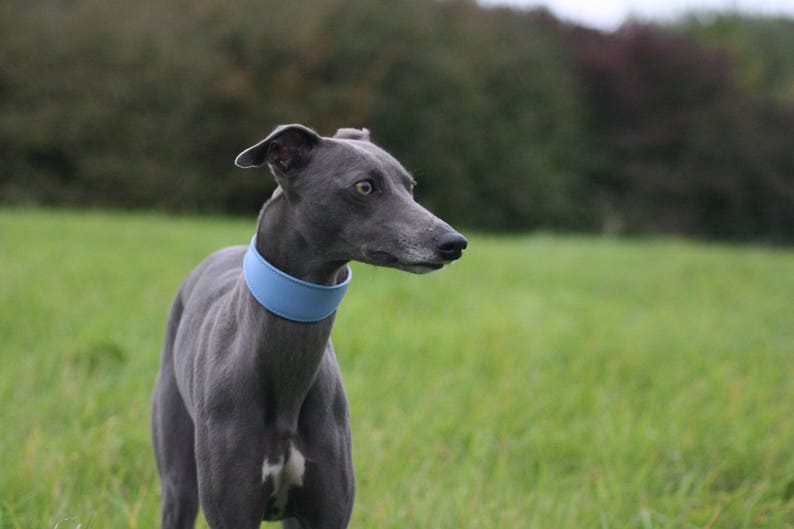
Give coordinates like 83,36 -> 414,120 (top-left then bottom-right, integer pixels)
152,296 -> 199,529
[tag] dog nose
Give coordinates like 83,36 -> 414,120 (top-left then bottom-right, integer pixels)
437,231 -> 468,261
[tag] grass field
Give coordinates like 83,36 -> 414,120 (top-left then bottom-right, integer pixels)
1,208 -> 794,529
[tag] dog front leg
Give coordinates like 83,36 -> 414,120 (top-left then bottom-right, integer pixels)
194,416 -> 267,529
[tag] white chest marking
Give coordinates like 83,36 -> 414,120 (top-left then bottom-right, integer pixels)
262,442 -> 306,514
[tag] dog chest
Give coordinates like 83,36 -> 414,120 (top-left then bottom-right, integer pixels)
261,441 -> 306,519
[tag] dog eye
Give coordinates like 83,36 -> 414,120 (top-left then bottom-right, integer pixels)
355,180 -> 375,196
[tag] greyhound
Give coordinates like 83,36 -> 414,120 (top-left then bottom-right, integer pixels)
151,124 -> 467,529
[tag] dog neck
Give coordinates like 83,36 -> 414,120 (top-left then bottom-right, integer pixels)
255,188 -> 350,286
234,189 -> 349,430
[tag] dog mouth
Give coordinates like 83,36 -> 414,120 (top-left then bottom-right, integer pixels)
366,251 -> 448,274
403,262 -> 445,274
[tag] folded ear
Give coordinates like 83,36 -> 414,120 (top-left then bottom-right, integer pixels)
235,124 -> 321,171
333,127 -> 370,141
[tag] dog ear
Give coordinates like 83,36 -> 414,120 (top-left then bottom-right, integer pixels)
235,124 -> 321,171
333,127 -> 370,141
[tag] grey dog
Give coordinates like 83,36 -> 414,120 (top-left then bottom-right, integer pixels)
151,124 -> 467,529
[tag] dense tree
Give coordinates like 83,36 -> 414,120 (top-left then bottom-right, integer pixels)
678,13 -> 794,105
566,22 -> 794,241
1,0 -> 793,241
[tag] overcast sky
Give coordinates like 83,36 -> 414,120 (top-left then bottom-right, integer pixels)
478,0 -> 794,30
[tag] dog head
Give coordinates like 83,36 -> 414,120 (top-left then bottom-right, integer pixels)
236,124 -> 467,273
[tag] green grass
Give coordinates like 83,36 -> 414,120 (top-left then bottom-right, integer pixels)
2,208 -> 794,529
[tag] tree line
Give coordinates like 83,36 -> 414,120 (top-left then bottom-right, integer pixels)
1,0 -> 793,242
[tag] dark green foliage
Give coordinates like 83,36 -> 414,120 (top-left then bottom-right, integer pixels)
678,13 -> 794,105
1,1 -> 793,240
566,21 -> 794,242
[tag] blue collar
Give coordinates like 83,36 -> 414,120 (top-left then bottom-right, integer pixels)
243,236 -> 352,323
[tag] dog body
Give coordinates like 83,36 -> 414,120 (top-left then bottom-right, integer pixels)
151,124 -> 466,529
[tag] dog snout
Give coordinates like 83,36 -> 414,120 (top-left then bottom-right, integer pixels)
436,231 -> 468,261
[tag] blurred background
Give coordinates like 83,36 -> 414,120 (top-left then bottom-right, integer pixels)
1,0 -> 793,242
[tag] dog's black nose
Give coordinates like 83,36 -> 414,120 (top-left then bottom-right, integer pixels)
437,231 -> 468,261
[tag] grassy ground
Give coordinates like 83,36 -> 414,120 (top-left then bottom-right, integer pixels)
1,208 -> 794,529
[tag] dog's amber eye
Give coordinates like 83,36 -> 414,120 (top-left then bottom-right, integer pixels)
355,180 -> 375,196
